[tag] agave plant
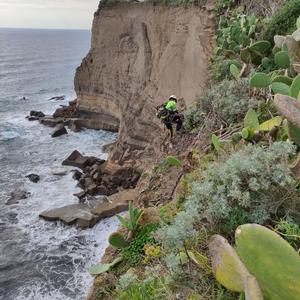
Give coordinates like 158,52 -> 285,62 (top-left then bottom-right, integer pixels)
116,202 -> 144,234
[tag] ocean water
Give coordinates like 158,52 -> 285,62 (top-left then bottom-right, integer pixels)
0,28 -> 118,299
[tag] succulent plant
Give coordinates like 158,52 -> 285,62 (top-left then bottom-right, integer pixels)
230,64 -> 240,80
249,40 -> 271,53
272,75 -> 293,86
108,232 -> 128,249
290,74 -> 300,99
165,156 -> 181,167
250,73 -> 272,88
236,224 -> 300,300
274,50 -> 291,69
88,256 -> 123,275
259,116 -> 282,132
209,234 -> 263,299
271,82 -> 290,95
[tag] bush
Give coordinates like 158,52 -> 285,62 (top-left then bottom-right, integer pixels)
158,142 -> 299,250
262,0 -> 300,43
184,78 -> 258,131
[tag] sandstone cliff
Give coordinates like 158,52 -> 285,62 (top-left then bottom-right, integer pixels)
75,2 -> 215,163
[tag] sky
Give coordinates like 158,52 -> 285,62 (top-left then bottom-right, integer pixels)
0,0 -> 100,29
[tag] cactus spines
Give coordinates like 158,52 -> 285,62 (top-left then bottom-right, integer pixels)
209,235 -> 263,299
108,232 -> 127,249
290,74 -> 300,99
236,224 -> 300,300
274,50 -> 291,69
250,73 -> 271,88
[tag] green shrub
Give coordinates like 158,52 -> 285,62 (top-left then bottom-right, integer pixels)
120,223 -> 160,269
214,0 -> 236,15
275,219 -> 300,250
262,0 -> 300,43
184,78 -> 258,132
158,142 -> 299,250
211,55 -> 234,82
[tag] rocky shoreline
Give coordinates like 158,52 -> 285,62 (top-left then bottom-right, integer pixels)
24,102 -> 141,229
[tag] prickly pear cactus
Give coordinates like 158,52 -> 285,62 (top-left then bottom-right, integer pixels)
108,232 -> 127,249
209,234 -> 263,300
274,51 -> 291,69
236,224 -> 300,300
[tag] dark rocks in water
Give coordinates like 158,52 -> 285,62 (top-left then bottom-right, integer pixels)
72,169 -> 83,181
51,124 -> 68,138
53,104 -> 78,118
6,190 -> 31,205
26,173 -> 40,183
39,116 -> 64,127
48,95 -> 66,101
30,111 -> 45,118
62,150 -> 105,170
26,116 -> 40,121
74,191 -> 87,202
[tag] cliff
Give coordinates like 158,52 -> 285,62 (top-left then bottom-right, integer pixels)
74,2 -> 215,163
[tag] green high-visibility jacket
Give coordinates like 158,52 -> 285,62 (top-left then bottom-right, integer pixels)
165,100 -> 177,111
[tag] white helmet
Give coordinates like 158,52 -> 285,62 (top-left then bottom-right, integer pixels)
169,95 -> 177,101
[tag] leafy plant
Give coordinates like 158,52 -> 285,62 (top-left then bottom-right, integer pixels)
211,134 -> 221,152
117,202 -> 144,233
108,232 -> 128,249
275,219 -> 300,249
88,257 -> 123,275
164,156 -> 181,167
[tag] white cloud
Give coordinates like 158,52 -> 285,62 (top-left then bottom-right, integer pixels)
0,0 -> 100,29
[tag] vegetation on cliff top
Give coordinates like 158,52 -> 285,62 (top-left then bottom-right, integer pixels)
89,0 -> 300,299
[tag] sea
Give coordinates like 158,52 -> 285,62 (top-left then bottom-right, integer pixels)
0,28 -> 118,300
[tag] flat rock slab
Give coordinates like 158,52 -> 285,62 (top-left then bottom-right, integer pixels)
39,190 -> 138,228
92,189 -> 139,219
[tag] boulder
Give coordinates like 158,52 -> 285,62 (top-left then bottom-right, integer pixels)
62,150 -> 104,170
72,169 -> 83,181
39,116 -> 64,127
51,124 -> 68,138
30,110 -> 45,118
6,190 -> 31,205
27,116 -> 40,121
49,95 -> 66,101
39,203 -> 97,228
26,173 -> 40,183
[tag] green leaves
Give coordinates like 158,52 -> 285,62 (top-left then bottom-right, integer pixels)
108,232 -> 128,249
88,257 -> 123,275
230,64 -> 240,80
250,73 -> 271,88
165,156 -> 181,167
290,74 -> 300,99
259,116 -> 282,131
211,134 -> 221,152
297,16 -> 300,29
117,202 -> 144,233
271,82 -> 290,95
274,50 -> 291,69
244,109 -> 259,129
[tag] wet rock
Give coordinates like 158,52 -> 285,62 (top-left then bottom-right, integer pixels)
6,190 -> 31,205
51,124 -> 68,138
86,184 -> 99,196
49,95 -> 66,101
39,116 -> 64,127
30,110 -> 45,118
27,116 -> 40,121
74,191 -> 87,201
62,150 -> 104,170
72,169 -> 83,181
26,173 -> 40,183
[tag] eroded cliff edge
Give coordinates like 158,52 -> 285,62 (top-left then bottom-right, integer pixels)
75,2 -> 215,163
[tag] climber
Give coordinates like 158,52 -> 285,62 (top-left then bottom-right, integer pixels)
156,95 -> 183,138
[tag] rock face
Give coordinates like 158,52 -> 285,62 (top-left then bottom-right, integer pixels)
75,3 -> 215,161
51,124 -> 68,138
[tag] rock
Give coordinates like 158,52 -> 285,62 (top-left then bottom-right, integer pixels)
30,110 -> 45,118
39,203 -> 97,228
26,116 -> 40,121
72,169 -> 83,181
74,191 -> 87,201
74,4 -> 215,161
92,189 -> 138,220
51,124 -> 68,138
86,184 -> 99,196
274,35 -> 286,48
49,95 -> 66,101
26,173 -> 40,183
62,150 -> 104,170
6,190 -> 31,205
39,116 -> 64,127
273,94 -> 300,128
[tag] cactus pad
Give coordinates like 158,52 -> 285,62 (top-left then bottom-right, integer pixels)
290,74 -> 300,99
272,75 -> 293,86
250,73 -> 271,88
236,224 -> 300,300
108,232 -> 127,249
271,82 -> 290,95
250,41 -> 271,52
274,51 -> 291,69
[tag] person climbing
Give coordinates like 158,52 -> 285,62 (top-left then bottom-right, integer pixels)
156,95 -> 183,138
